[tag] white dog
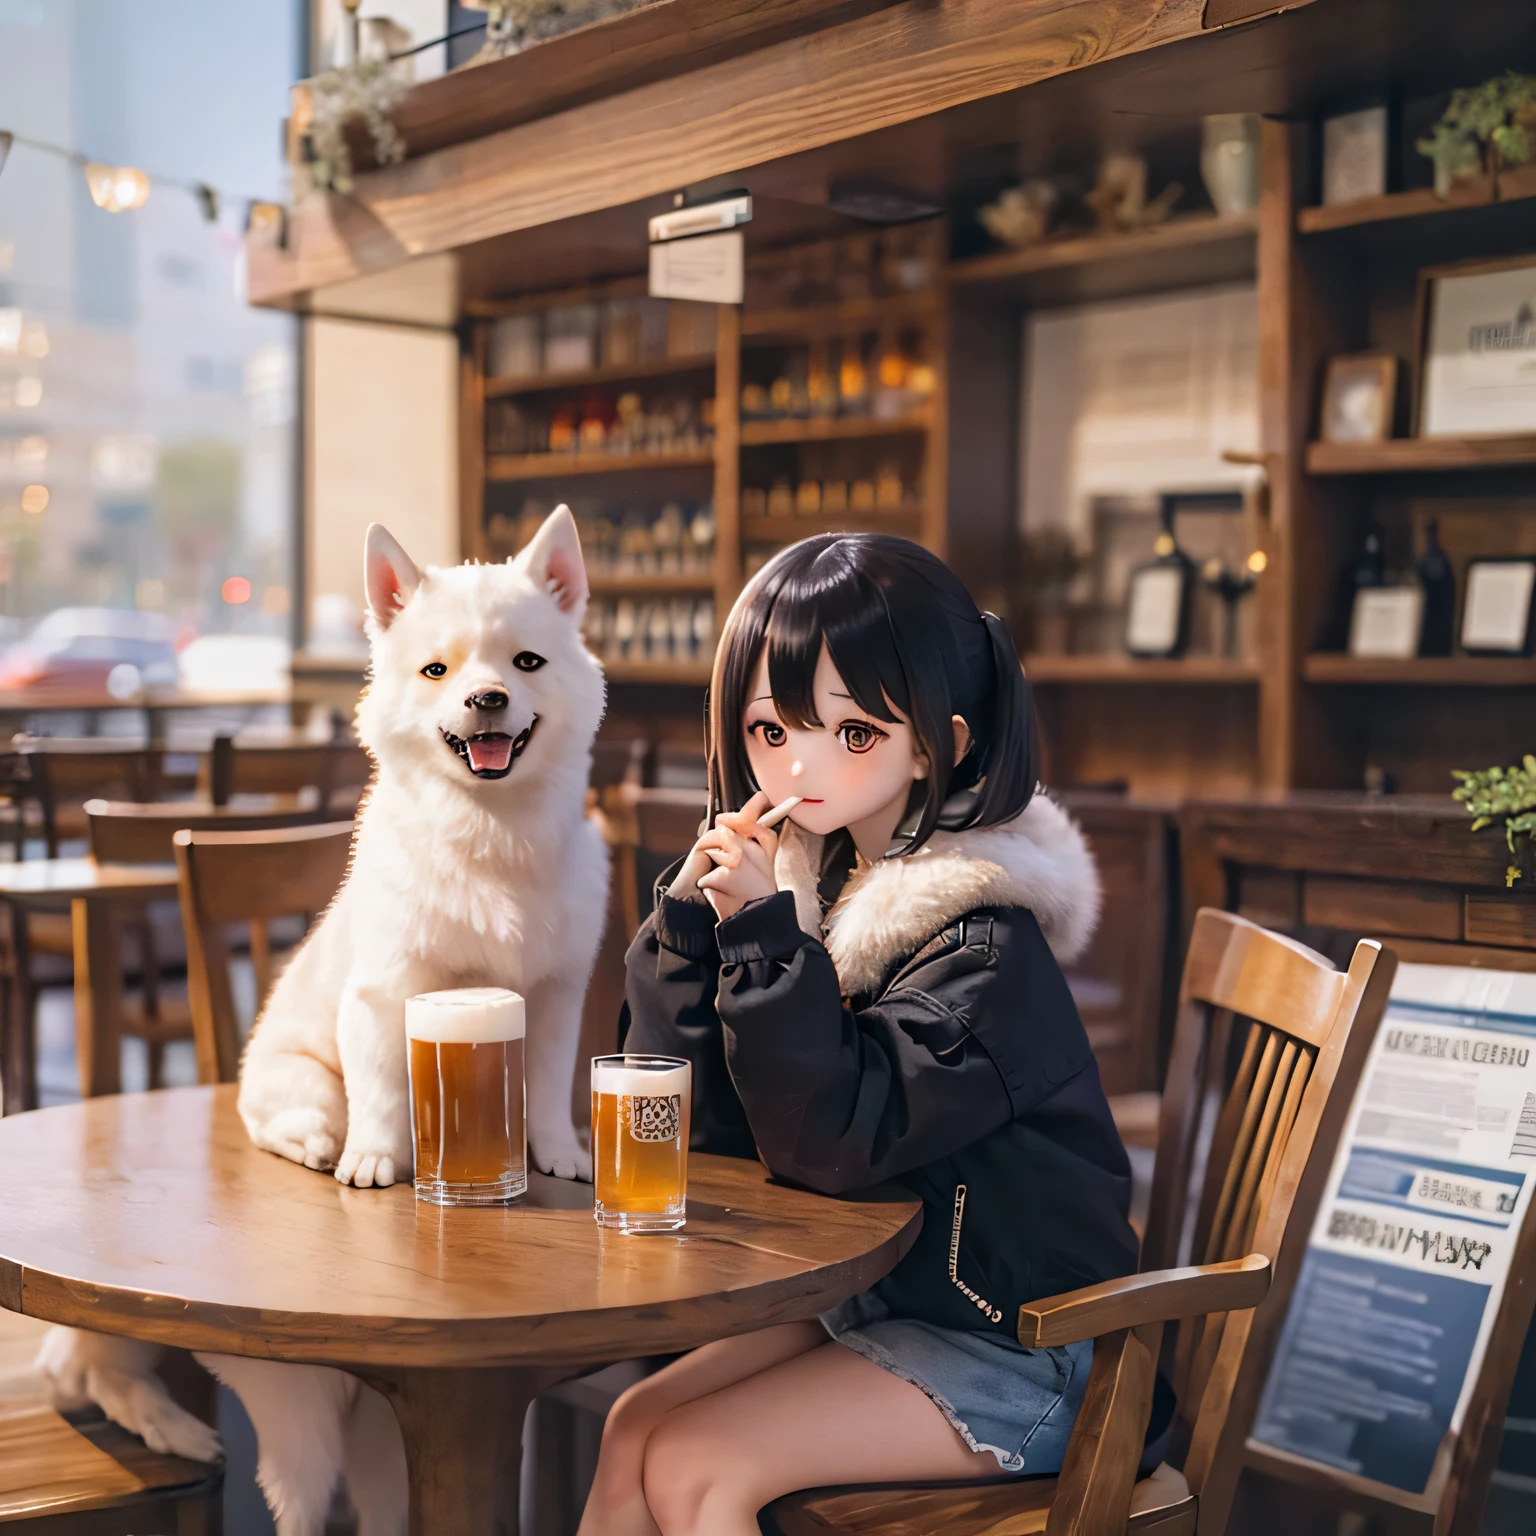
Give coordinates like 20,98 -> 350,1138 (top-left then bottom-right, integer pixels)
39,506 -> 610,1534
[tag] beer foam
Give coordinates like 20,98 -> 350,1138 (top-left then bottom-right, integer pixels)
593,1060 -> 689,1097
406,987 -> 525,1043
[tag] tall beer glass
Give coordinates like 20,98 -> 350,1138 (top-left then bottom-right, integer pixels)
591,1054 -> 691,1232
407,987 -> 526,1206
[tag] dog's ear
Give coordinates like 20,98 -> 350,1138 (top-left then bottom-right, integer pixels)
364,524 -> 421,629
515,504 -> 588,618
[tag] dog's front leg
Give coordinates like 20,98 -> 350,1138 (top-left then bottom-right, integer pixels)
334,979 -> 414,1189
525,971 -> 593,1182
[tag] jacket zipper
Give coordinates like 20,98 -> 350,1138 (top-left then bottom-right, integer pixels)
948,1184 -> 1004,1324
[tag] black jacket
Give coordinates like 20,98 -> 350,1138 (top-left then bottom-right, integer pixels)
620,803 -> 1139,1338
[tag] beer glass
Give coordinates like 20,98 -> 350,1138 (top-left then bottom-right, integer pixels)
591,1054 -> 691,1232
407,987 -> 526,1206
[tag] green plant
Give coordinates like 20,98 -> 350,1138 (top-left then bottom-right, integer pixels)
1452,756 -> 1536,887
1417,72 -> 1536,193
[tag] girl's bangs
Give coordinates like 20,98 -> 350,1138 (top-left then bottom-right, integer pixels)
762,556 -> 907,729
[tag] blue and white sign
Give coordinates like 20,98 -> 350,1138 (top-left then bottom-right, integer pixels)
1251,963 -> 1536,1494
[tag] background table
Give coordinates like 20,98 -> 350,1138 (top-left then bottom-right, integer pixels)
0,1085 -> 922,1534
0,859 -> 179,1111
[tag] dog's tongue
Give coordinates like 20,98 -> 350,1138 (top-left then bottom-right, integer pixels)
466,735 -> 514,773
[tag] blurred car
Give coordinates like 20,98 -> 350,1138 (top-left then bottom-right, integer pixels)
0,607 -> 180,696
177,634 -> 291,694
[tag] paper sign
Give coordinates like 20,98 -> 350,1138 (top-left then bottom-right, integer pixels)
1250,963 -> 1536,1493
648,231 -> 743,306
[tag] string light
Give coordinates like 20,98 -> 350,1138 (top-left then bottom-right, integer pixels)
0,129 -> 271,227
84,162 -> 151,213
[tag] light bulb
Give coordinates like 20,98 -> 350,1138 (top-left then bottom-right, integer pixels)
84,162 -> 150,213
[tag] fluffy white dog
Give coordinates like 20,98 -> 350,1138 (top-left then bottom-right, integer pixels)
39,506 -> 610,1535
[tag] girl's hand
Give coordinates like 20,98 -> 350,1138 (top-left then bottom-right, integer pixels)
694,791 -> 781,920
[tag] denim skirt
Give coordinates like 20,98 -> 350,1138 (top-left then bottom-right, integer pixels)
820,1289 -> 1093,1474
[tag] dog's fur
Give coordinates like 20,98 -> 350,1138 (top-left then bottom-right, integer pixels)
38,507 -> 609,1535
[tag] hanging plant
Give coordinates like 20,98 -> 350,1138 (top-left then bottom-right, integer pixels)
307,58 -> 410,195
1452,756 -> 1536,888
1417,71 -> 1536,197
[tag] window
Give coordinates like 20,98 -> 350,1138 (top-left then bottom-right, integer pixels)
0,1 -> 300,680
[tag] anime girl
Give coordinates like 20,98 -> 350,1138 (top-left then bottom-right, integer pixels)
578,533 -> 1153,1536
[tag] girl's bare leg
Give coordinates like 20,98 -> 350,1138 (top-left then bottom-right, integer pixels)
640,1341 -> 1002,1536
576,1321 -> 825,1536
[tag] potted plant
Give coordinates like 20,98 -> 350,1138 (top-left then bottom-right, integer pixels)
1417,71 -> 1536,197
1453,755 -> 1536,888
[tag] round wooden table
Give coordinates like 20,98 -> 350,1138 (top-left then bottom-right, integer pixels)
0,1085 -> 922,1534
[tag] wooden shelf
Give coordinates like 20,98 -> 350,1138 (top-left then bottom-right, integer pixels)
740,291 -> 939,343
1305,436 -> 1536,475
601,658 -> 712,685
740,412 -> 931,445
1297,168 -> 1536,235
587,572 -> 715,596
742,510 -> 923,542
1023,654 -> 1261,685
484,353 -> 717,398
1303,655 -> 1536,686
946,213 -> 1258,308
486,448 -> 715,480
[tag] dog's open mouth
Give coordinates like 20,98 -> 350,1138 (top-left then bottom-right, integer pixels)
441,719 -> 537,779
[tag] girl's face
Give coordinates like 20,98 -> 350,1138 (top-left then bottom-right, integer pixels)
743,644 -> 928,847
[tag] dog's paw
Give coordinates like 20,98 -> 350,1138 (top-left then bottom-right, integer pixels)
254,1107 -> 344,1173
336,1145 -> 397,1189
119,1380 -> 226,1463
530,1132 -> 592,1183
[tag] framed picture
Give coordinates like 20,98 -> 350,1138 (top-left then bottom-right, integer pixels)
1416,254 -> 1536,437
1320,353 -> 1398,444
1461,557 -> 1536,654
1125,562 -> 1190,657
1348,586 -> 1424,659
1322,106 -> 1389,206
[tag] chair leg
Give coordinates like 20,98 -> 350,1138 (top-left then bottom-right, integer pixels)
4,902 -> 36,1113
147,1038 -> 166,1090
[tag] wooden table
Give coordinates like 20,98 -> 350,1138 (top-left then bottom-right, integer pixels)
0,1085 -> 923,1534
0,859 -> 178,1112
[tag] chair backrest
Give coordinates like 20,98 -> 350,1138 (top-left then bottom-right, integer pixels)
174,822 -> 354,1084
1144,908 -> 1394,1525
86,799 -> 331,866
14,738 -> 163,804
0,749 -> 57,858
200,737 -> 372,808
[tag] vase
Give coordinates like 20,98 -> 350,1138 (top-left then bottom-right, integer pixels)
1201,114 -> 1261,215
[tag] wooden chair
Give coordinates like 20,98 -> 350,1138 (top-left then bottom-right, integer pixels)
763,908 -> 1397,1536
0,749 -> 58,860
174,821 -> 354,1084
200,734 -> 372,817
85,799 -> 334,1089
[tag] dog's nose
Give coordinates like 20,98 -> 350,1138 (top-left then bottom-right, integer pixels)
465,688 -> 509,712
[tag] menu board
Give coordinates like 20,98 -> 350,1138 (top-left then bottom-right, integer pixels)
1250,962 -> 1536,1493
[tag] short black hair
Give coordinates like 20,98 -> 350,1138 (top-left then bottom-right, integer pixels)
707,534 -> 1038,852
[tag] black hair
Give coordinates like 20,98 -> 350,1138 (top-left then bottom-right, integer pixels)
707,533 -> 1038,852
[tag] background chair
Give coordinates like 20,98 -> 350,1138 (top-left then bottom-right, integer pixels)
174,821 -> 354,1084
200,733 -> 372,819
763,909 -> 1396,1536
84,800 -> 336,1091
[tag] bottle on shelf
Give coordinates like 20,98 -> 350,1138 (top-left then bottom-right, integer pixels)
838,336 -> 870,417
872,330 -> 911,420
807,341 -> 838,418
1416,517 -> 1456,657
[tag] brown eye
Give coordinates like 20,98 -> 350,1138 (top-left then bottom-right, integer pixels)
749,721 -> 786,747
513,651 -> 546,672
838,722 -> 884,754
421,662 -> 447,679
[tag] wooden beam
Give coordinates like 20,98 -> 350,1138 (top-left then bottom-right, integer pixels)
248,0 -> 1229,305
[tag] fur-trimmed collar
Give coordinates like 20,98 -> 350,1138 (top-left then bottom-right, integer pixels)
773,795 -> 1100,998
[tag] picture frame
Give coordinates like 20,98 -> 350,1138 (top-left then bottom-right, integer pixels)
1322,105 -> 1389,206
1124,562 -> 1190,657
1416,253 -> 1536,438
1319,352 -> 1398,444
1461,557 -> 1536,655
1348,586 -> 1424,659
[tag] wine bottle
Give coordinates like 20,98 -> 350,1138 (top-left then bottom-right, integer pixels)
1417,518 -> 1456,656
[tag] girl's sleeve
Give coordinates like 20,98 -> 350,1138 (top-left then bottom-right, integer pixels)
711,892 -> 1019,1194
620,891 -> 758,1158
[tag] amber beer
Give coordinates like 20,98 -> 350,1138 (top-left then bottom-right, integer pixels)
591,1054 -> 691,1232
407,988 -> 526,1206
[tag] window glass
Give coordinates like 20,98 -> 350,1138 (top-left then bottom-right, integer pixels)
0,1 -> 298,693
